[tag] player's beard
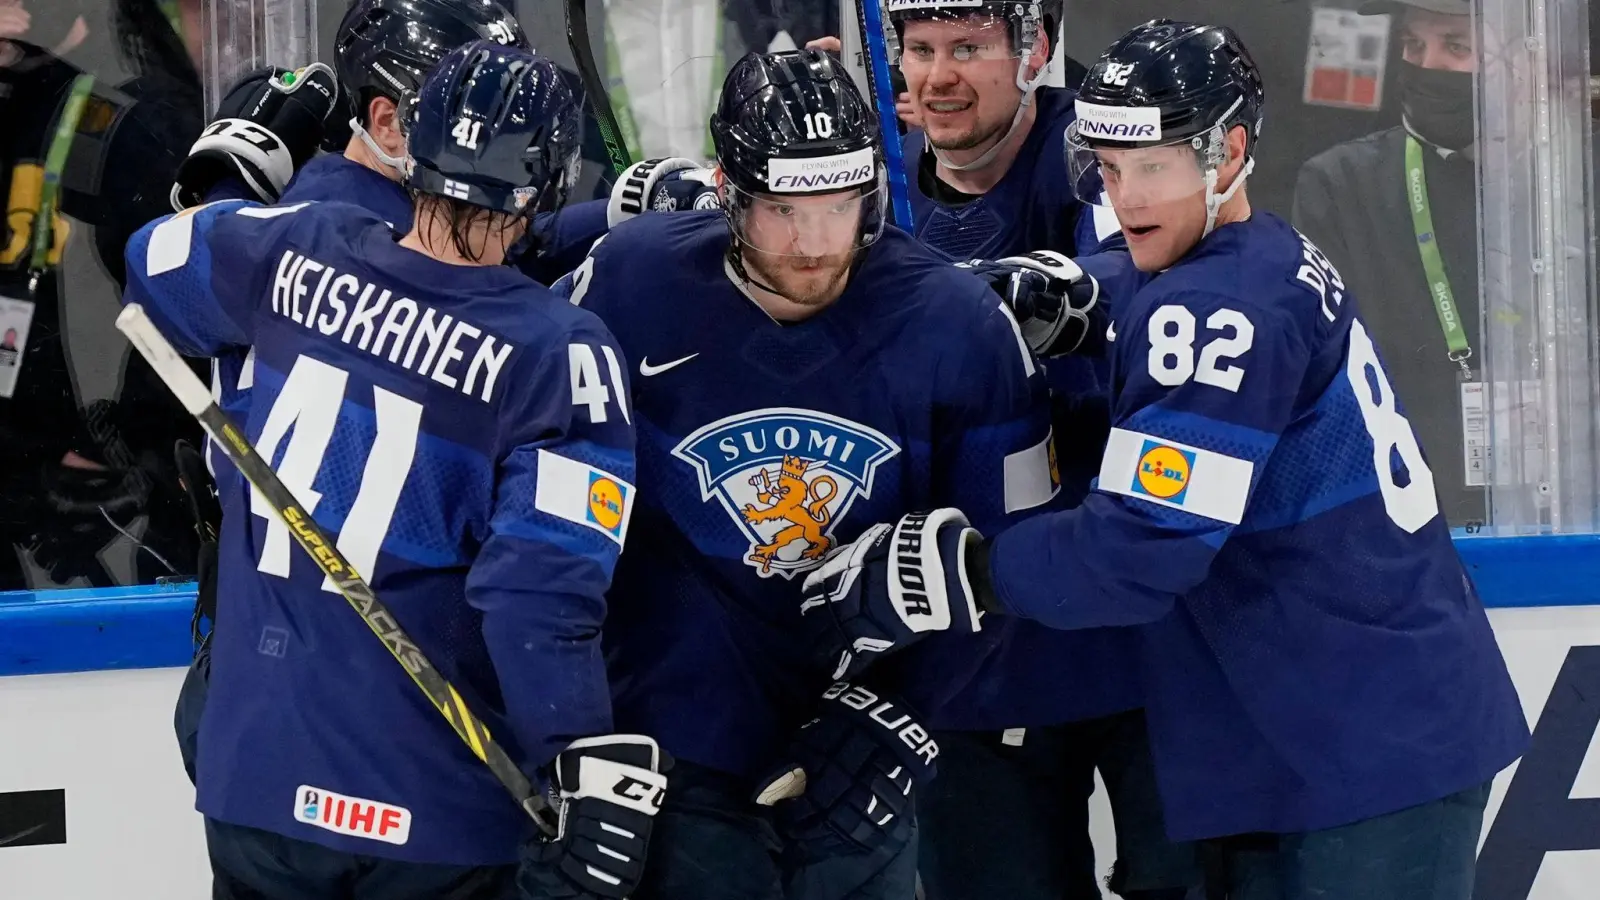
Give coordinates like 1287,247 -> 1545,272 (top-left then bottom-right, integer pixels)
741,246 -> 855,310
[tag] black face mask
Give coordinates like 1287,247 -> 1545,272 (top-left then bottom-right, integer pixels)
1398,61 -> 1476,152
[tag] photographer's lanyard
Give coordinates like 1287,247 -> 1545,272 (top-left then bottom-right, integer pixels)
0,74 -> 94,400
1405,135 -> 1486,487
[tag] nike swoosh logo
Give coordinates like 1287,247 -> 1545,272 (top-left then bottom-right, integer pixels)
639,353 -> 699,377
0,823 -> 45,847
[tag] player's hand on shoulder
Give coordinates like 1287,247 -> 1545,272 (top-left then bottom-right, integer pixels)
753,681 -> 937,859
172,63 -> 340,211
606,157 -> 719,228
958,250 -> 1100,357
519,734 -> 670,899
798,509 -> 989,681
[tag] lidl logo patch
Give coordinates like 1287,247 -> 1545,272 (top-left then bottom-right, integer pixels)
1133,441 -> 1194,502
588,475 -> 626,536
533,449 -> 634,546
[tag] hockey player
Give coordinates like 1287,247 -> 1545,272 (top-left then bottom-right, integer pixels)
124,42 -> 667,899
553,48 -> 1057,900
821,4 -> 1189,897
798,20 -> 1528,900
167,0 -> 716,778
165,0 -> 536,786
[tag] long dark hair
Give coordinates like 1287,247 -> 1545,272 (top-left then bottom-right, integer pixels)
409,190 -> 536,263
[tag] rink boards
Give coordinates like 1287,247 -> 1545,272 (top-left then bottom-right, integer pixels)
3,535 -> 1600,898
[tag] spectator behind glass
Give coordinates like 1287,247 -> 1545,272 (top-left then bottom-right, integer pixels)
0,0 -> 207,591
1292,0 -> 1489,528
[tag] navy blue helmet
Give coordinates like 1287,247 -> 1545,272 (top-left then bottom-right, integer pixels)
334,0 -> 528,121
1066,20 -> 1264,235
710,49 -> 882,195
710,49 -> 889,253
1071,19 -> 1263,156
404,40 -> 584,217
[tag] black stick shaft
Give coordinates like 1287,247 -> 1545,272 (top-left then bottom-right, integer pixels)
565,0 -> 633,176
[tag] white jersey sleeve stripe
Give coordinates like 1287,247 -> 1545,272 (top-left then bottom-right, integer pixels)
1003,428 -> 1060,513
534,449 -> 635,545
1097,426 -> 1254,525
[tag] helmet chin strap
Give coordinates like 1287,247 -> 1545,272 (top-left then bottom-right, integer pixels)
1202,155 -> 1253,239
1197,100 -> 1254,239
352,117 -> 410,173
930,55 -> 1047,173
726,249 -> 788,302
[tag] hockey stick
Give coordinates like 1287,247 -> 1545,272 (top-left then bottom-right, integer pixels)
565,0 -> 633,177
855,0 -> 914,227
114,304 -> 555,834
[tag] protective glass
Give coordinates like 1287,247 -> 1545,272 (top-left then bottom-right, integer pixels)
1066,125 -> 1211,209
723,182 -> 888,258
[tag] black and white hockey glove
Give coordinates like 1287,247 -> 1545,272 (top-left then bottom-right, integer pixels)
519,735 -> 670,899
606,157 -> 719,227
958,250 -> 1100,357
755,681 -> 938,860
171,63 -> 340,211
799,509 -> 988,681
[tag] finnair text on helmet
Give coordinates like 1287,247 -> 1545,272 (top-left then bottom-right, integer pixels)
767,147 -> 876,194
771,165 -> 875,191
1074,101 -> 1164,142
885,0 -> 986,10
1079,120 -> 1158,139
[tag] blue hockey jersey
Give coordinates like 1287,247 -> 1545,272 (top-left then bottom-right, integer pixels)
556,211 -> 1057,779
205,155 -> 413,481
124,199 -> 636,865
206,153 -> 610,478
906,84 -> 1144,729
985,211 -> 1528,839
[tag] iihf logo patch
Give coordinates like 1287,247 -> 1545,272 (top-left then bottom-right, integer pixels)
673,408 -> 900,579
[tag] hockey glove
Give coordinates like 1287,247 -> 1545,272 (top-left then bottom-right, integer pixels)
799,509 -> 987,681
959,250 -> 1100,357
519,735 -> 670,899
754,681 -> 937,860
171,63 -> 340,211
606,157 -> 719,228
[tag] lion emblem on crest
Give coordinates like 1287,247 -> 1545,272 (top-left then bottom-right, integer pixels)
740,455 -> 839,573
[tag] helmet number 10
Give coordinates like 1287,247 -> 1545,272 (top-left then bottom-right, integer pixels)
453,117 -> 483,150
802,112 -> 835,141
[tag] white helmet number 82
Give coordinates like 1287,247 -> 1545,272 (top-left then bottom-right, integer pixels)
1102,62 -> 1135,86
